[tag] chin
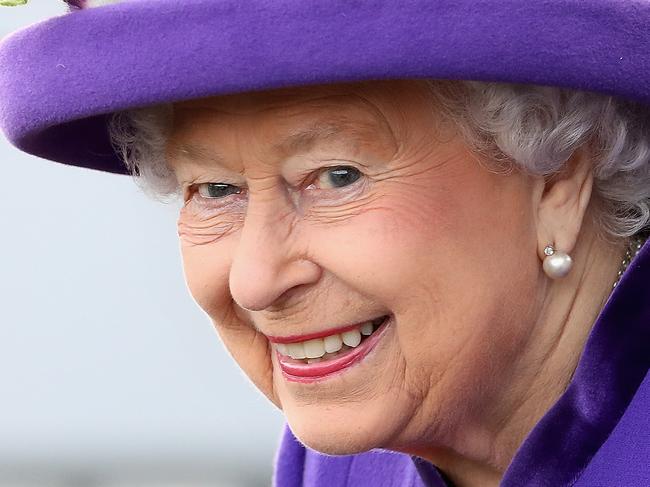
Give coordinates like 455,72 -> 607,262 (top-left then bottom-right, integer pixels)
289,422 -> 381,456
282,400 -> 405,456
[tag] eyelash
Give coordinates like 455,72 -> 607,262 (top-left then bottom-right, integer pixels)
187,164 -> 363,204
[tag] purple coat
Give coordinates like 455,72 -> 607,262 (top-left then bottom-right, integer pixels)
273,239 -> 650,486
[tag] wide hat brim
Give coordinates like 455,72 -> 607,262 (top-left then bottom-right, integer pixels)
1,0 -> 650,175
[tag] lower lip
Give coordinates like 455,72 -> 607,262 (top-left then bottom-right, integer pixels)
275,315 -> 392,383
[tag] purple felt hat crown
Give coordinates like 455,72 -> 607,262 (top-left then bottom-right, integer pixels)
1,0 -> 650,175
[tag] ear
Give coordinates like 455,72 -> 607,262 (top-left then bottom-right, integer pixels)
535,148 -> 594,260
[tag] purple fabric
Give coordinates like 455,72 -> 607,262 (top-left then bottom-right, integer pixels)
2,0 -> 650,174
574,372 -> 650,487
501,234 -> 650,486
273,236 -> 650,486
273,424 -> 448,487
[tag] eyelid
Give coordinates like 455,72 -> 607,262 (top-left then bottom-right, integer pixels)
183,179 -> 240,201
292,159 -> 347,181
197,182 -> 244,199
184,161 -> 365,203
303,163 -> 363,190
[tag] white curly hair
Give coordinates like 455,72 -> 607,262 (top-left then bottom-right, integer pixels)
107,80 -> 650,239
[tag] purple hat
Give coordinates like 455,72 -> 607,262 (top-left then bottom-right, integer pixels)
1,0 -> 650,175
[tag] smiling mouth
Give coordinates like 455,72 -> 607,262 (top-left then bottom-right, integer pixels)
272,315 -> 388,361
273,315 -> 391,382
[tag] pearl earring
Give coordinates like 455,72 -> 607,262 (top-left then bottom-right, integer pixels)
542,245 -> 573,279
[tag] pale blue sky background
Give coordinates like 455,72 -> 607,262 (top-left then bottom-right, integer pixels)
0,3 -> 284,486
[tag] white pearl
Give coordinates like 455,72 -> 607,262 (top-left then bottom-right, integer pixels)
543,251 -> 573,279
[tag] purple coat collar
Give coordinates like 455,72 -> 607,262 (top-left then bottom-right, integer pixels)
274,237 -> 650,486
500,234 -> 650,484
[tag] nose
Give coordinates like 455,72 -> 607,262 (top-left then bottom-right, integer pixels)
228,190 -> 322,312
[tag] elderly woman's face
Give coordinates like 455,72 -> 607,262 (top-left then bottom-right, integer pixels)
166,80 -> 541,455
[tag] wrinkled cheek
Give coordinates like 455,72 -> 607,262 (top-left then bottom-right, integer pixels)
175,208 -> 242,316
173,205 -> 280,403
180,239 -> 278,405
177,205 -> 240,246
179,237 -> 235,322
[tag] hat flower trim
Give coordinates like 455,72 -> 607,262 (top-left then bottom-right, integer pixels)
0,1 -> 121,8
63,0 -> 121,9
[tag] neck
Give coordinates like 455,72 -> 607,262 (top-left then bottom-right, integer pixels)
414,222 -> 629,487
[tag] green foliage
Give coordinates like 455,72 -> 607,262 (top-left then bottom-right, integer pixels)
0,0 -> 28,5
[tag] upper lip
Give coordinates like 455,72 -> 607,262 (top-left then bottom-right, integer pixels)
265,315 -> 387,344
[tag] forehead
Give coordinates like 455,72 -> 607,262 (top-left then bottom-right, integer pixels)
166,80 -> 447,179
167,81 -> 433,168
172,79 -> 425,116
169,80 -> 441,147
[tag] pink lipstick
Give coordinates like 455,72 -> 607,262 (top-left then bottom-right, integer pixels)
275,315 -> 391,383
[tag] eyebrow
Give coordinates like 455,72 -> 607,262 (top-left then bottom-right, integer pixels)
273,121 -> 352,154
172,120 -> 365,168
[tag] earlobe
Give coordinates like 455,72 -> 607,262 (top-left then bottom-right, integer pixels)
535,148 -> 595,261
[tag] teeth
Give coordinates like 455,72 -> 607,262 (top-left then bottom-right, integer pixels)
341,329 -> 362,347
277,318 -> 383,360
360,321 -> 373,336
303,338 -> 326,359
286,342 -> 306,359
324,334 -> 343,353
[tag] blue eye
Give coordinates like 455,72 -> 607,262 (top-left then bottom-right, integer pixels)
193,165 -> 362,201
197,183 -> 242,199
317,166 -> 362,189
